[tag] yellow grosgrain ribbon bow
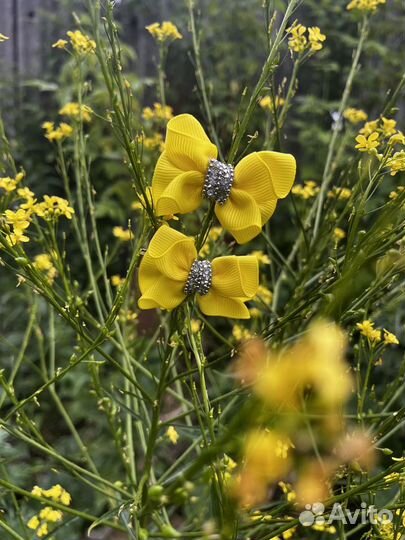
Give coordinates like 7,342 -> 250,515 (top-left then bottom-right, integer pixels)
151,114 -> 296,244
138,226 -> 259,319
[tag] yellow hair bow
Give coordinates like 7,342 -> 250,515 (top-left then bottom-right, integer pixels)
138,226 -> 258,318
151,114 -> 296,244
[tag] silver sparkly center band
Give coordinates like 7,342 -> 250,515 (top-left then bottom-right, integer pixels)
184,260 -> 212,296
203,159 -> 234,205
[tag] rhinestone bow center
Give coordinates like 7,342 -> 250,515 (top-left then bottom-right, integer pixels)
203,159 -> 234,205
184,260 -> 212,296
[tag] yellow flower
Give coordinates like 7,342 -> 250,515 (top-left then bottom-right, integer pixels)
347,0 -> 386,12
232,324 -> 254,341
34,195 -> 74,220
308,26 -> 326,51
383,330 -> 399,345
146,21 -> 182,42
59,102 -> 93,122
251,250 -> 271,265
17,187 -> 34,199
259,95 -> 285,112
334,227 -> 346,241
4,208 -> 31,230
166,425 -> 179,444
355,132 -> 379,154
191,319 -> 201,333
142,103 -> 173,121
37,523 -> 48,537
343,107 -> 368,124
138,226 -> 258,319
27,515 -> 40,529
233,430 -> 292,506
34,254 -> 53,271
67,30 -> 96,55
255,285 -> 273,304
389,131 -> 405,145
43,121 -> 73,142
113,226 -> 134,242
111,275 -> 125,287
328,186 -> 352,200
143,133 -> 165,152
39,507 -> 63,523
287,24 -> 307,53
52,39 -> 68,49
386,151 -> 405,176
381,117 -> 397,137
151,114 -> 296,244
292,180 -> 319,199
360,119 -> 379,136
356,320 -> 381,343
0,33 -> 10,42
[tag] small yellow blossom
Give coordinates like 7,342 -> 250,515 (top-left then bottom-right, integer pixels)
142,103 -> 173,121
166,425 -> 179,444
146,21 -> 182,43
39,507 -> 63,523
389,131 -> 405,145
111,275 -> 125,287
334,227 -> 346,241
360,119 -> 379,137
255,285 -> 273,305
4,208 -> 31,230
287,24 -> 307,53
27,515 -> 40,529
347,0 -> 386,12
113,226 -> 134,242
356,320 -> 381,343
37,523 -> 49,538
35,195 -> 74,220
249,307 -> 261,318
67,30 -> 96,55
59,102 -> 93,123
17,187 -> 34,199
386,151 -> 405,176
355,132 -> 379,154
343,107 -> 368,124
43,121 -> 73,142
308,27 -> 326,51
232,325 -> 254,342
381,117 -> 397,137
143,133 -> 165,152
34,254 -> 53,271
0,33 -> 10,42
328,186 -> 352,200
251,250 -> 271,265
52,39 -> 68,49
191,319 -> 201,333
292,180 -> 319,199
259,95 -> 285,112
383,330 -> 399,345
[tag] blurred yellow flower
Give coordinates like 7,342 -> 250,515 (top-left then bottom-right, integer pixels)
259,95 -> 285,112
232,325 -> 254,342
343,107 -> 368,124
251,250 -> 271,265
381,117 -> 397,137
383,330 -> 399,345
67,30 -> 96,55
356,320 -> 381,343
334,227 -> 346,241
166,425 -> 179,444
111,275 -> 125,287
142,103 -> 173,121
387,151 -> 405,176
52,39 -> 68,49
0,33 -> 10,42
42,121 -> 73,142
328,186 -> 352,200
292,180 -> 319,199
146,21 -> 182,42
59,102 -> 93,122
113,226 -> 134,242
347,0 -> 386,12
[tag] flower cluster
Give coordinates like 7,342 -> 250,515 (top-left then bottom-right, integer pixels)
292,180 -> 319,199
287,24 -> 326,54
259,95 -> 285,113
0,172 -> 24,194
328,186 -> 352,200
356,320 -> 399,345
343,107 -> 368,124
59,102 -> 93,123
113,226 -> 134,242
142,102 -> 173,122
34,253 -> 58,284
35,195 -> 74,221
67,30 -> 96,55
27,484 -> 71,538
42,121 -> 73,142
145,21 -> 182,43
347,0 -> 386,12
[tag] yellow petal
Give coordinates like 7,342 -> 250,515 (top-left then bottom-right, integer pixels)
155,170 -> 204,216
152,114 -> 217,216
211,256 -> 258,299
198,292 -> 251,319
253,151 -> 296,199
215,189 -> 262,244
138,226 -> 196,310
